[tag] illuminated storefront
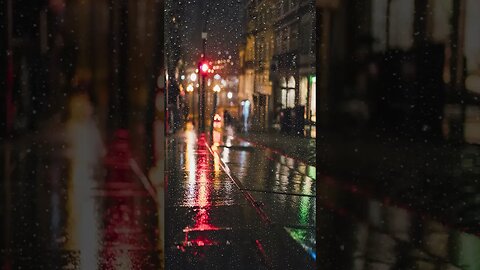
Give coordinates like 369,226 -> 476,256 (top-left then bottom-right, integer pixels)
310,76 -> 316,123
281,76 -> 296,109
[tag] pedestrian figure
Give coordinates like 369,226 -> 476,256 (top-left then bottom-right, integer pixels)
241,100 -> 251,132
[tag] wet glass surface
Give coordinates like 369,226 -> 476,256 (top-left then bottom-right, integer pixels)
317,172 -> 480,270
0,95 -> 162,269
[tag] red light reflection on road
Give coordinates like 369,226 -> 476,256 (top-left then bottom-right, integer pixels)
182,133 -> 220,248
98,129 -> 159,269
193,133 -> 217,230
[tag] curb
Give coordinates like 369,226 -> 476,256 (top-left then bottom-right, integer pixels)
204,140 -> 272,225
235,134 -> 315,167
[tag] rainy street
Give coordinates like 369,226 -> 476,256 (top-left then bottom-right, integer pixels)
4,0 -> 480,269
163,0 -> 318,266
165,124 -> 316,269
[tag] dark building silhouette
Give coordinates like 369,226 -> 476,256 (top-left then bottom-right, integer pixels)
315,0 -> 479,143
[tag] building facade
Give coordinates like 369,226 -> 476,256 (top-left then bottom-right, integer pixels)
239,0 -> 316,133
237,1 -> 255,122
272,0 -> 316,134
251,0 -> 276,131
316,0 -> 480,143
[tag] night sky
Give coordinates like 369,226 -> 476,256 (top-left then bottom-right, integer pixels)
170,0 -> 245,68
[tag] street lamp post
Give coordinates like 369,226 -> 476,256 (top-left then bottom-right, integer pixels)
198,31 -> 208,132
199,60 -> 209,132
189,73 -> 197,126
199,0 -> 211,132
211,84 -> 221,132
186,84 -> 194,124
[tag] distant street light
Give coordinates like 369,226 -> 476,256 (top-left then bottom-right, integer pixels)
227,92 -> 233,99
187,84 -> 194,92
190,73 -> 197,82
213,84 -> 221,93
200,62 -> 210,75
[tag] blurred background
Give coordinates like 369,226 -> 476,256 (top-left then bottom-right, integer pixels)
2,0 -> 480,269
1,0 -> 166,269
316,0 -> 480,142
315,1 -> 480,269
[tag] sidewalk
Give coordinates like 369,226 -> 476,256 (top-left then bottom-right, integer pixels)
234,126 -> 480,234
323,130 -> 480,230
217,127 -> 316,261
236,130 -> 316,167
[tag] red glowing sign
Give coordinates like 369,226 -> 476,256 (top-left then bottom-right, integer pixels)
200,62 -> 210,75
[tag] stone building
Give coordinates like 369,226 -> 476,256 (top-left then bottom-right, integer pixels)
239,0 -> 316,133
250,0 -> 276,131
271,0 -> 316,134
237,1 -> 255,122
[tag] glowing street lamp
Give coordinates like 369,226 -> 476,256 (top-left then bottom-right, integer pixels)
200,62 -> 210,75
198,60 -> 211,131
187,84 -> 194,92
190,73 -> 197,82
213,84 -> 221,93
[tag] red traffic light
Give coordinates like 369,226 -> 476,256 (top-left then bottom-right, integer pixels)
200,62 -> 210,75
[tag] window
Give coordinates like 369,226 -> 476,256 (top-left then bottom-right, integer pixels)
280,77 -> 287,88
288,76 -> 296,88
280,76 -> 296,108
287,89 -> 295,108
300,77 -> 308,106
371,0 -> 414,51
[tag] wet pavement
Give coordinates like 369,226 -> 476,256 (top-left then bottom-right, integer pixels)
216,128 -> 316,259
4,105 -> 480,270
165,124 -> 316,269
0,94 -> 162,269
236,131 -> 316,167
317,174 -> 480,270
314,129 -> 480,236
206,124 -> 480,270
